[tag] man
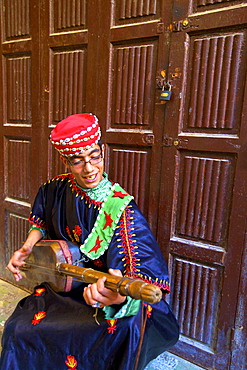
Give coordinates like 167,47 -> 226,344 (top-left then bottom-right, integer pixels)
1,113 -> 179,370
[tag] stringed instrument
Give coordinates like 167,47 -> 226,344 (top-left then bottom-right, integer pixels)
20,240 -> 162,304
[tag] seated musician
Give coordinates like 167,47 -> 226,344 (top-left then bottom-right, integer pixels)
1,113 -> 179,370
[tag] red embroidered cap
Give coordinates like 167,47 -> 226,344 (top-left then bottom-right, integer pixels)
50,113 -> 101,157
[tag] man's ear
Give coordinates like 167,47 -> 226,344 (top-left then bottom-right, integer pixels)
60,155 -> 69,168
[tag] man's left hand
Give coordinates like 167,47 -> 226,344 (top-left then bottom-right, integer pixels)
83,268 -> 126,308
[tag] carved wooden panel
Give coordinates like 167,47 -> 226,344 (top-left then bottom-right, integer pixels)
111,43 -> 156,126
5,54 -> 31,124
5,212 -> 29,263
185,32 -> 245,133
108,147 -> 149,212
114,0 -> 160,25
162,2 -> 247,367
52,0 -> 87,32
176,154 -> 234,245
170,257 -> 221,349
50,48 -> 86,125
119,0 -> 157,19
3,0 -> 30,40
5,138 -> 31,201
195,0 -> 241,11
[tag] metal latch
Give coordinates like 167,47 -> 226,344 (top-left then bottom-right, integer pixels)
163,136 -> 188,148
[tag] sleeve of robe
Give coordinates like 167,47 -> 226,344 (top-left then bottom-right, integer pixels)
106,200 -> 179,367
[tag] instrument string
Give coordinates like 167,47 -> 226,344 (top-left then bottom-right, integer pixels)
21,262 -> 85,284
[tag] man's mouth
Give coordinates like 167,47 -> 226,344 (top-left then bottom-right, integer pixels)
84,173 -> 98,182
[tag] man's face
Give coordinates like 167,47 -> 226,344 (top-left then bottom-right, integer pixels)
62,144 -> 104,189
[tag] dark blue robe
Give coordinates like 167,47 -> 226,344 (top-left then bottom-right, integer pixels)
0,173 -> 179,370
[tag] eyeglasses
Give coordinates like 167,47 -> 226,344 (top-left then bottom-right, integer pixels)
67,155 -> 103,169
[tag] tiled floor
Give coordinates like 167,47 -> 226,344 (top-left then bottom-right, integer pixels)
145,352 -> 206,370
0,279 -> 206,369
0,278 -> 29,349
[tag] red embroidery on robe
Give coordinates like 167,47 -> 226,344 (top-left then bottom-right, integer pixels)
74,225 -> 82,236
88,236 -> 103,254
31,311 -> 46,325
73,225 -> 82,241
107,319 -> 118,334
65,355 -> 78,369
113,190 -> 128,199
34,288 -> 46,296
28,215 -> 46,229
66,225 -> 83,243
103,211 -> 113,230
118,208 -> 139,277
66,226 -> 73,241
93,258 -> 103,267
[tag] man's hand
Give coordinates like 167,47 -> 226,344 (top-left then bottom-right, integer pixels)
83,268 -> 126,308
7,244 -> 33,281
7,228 -> 43,281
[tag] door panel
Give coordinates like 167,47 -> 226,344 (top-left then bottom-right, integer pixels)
40,0 -> 89,180
0,0 -> 41,271
104,0 -> 174,232
157,0 -> 247,368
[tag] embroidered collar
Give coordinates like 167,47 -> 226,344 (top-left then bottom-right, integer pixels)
50,173 -> 110,207
76,172 -> 112,202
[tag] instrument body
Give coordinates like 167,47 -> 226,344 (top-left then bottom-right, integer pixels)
21,240 -> 84,292
21,240 -> 162,304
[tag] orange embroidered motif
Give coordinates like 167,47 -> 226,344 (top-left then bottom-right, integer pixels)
66,226 -> 73,241
65,355 -> 78,369
66,225 -> 82,243
107,319 -> 118,334
31,311 -> 46,325
73,225 -> 82,242
146,305 -> 153,318
34,288 -> 46,296
74,225 -> 82,236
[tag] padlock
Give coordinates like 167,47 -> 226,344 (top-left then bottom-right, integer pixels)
160,83 -> 172,101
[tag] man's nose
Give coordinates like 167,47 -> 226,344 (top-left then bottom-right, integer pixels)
84,160 -> 94,171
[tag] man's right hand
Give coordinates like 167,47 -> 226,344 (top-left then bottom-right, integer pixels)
7,228 -> 43,281
7,244 -> 33,281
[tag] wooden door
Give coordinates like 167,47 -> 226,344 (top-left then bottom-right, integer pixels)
156,0 -> 247,369
0,0 -> 174,280
98,1 -> 174,233
0,1 -> 246,369
0,0 -> 43,275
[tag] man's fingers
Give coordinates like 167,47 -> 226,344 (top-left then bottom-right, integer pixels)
108,268 -> 123,277
14,271 -> 23,282
6,264 -> 23,281
83,284 -> 105,307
